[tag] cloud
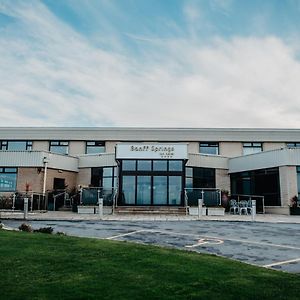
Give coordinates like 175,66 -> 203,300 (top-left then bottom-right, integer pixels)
0,1 -> 300,128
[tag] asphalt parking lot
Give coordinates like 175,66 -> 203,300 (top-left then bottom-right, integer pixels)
3,220 -> 300,273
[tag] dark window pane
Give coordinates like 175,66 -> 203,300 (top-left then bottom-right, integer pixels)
122,160 -> 136,171
169,160 -> 182,171
153,160 -> 167,171
122,176 -> 135,204
137,160 -> 151,171
169,176 -> 181,205
137,176 -> 151,205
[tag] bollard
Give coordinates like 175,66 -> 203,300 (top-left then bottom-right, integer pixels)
251,200 -> 256,221
98,198 -> 103,220
198,198 -> 204,220
24,197 -> 29,220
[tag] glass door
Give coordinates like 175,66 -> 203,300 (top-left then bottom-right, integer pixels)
137,176 -> 151,205
153,176 -> 168,205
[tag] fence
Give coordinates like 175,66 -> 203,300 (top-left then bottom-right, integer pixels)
0,192 -> 46,211
184,188 -> 221,207
80,187 -> 117,206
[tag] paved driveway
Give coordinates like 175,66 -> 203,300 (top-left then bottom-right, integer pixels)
3,220 -> 300,273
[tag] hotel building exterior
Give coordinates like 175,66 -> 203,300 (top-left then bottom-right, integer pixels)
1,127 -> 300,215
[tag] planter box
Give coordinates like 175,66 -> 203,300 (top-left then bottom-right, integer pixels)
290,207 -> 300,215
189,207 -> 207,216
207,207 -> 225,216
77,206 -> 96,214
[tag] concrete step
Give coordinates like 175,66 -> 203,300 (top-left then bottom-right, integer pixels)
115,206 -> 187,215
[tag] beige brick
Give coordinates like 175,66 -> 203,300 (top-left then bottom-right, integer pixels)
279,166 -> 297,207
216,169 -> 230,192
264,142 -> 285,151
77,168 -> 91,188
219,142 -> 242,157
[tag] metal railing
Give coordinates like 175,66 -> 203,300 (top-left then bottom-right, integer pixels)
184,188 -> 221,208
0,191 -> 46,212
80,187 -> 117,206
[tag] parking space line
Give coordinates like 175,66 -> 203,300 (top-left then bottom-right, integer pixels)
106,229 -> 145,240
138,229 -> 300,251
105,228 -> 300,253
263,257 -> 300,268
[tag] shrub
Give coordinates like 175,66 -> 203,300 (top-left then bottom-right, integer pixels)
18,223 -> 32,232
33,227 -> 53,234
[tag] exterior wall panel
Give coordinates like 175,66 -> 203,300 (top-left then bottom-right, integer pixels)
187,153 -> 228,169
78,153 -> 117,168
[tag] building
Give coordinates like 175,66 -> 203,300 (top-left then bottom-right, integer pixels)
0,127 -> 300,214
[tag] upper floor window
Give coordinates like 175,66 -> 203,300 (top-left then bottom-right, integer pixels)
0,167 -> 17,191
49,141 -> 69,155
0,141 -> 32,151
243,142 -> 262,155
287,143 -> 300,148
86,141 -> 105,154
199,142 -> 219,155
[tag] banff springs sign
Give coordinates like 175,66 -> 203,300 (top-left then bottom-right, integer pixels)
116,144 -> 188,160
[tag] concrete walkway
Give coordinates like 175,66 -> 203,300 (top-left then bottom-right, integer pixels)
1,210 -> 300,223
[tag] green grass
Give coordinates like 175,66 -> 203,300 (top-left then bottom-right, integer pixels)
0,230 -> 300,300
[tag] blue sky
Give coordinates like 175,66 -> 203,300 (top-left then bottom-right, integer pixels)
1,0 -> 300,127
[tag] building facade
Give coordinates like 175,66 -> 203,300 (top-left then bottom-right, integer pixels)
1,127 -> 300,214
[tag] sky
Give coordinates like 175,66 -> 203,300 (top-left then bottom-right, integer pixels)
1,0 -> 300,128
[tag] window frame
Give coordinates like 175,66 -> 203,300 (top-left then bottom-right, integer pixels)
49,141 -> 69,155
242,142 -> 263,155
85,141 -> 106,154
0,140 -> 32,151
0,167 -> 17,192
199,142 -> 219,155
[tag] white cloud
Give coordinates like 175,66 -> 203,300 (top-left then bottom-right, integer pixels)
0,1 -> 300,128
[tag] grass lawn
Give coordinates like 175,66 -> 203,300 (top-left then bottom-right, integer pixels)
0,230 -> 300,300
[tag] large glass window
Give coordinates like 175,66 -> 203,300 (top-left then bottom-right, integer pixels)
186,167 -> 216,189
287,143 -> 300,148
137,160 -> 151,171
199,142 -> 219,155
169,176 -> 181,205
86,141 -> 105,154
297,167 -> 300,201
153,176 -> 168,205
243,142 -> 262,155
0,168 -> 17,191
122,176 -> 135,205
1,141 -> 32,151
122,160 -> 136,171
49,141 -> 69,155
91,167 -> 117,188
137,176 -> 151,205
119,159 -> 184,205
231,168 -> 280,206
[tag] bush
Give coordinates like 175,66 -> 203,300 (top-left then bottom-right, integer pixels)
33,227 -> 53,234
18,223 -> 32,232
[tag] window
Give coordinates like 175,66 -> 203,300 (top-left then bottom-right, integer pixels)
199,142 -> 219,155
185,167 -> 216,189
0,168 -> 17,191
86,141 -> 105,154
0,141 -> 32,151
287,143 -> 300,148
243,142 -> 262,155
49,141 -> 69,155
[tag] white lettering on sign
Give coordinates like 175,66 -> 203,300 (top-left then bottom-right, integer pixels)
116,144 -> 188,160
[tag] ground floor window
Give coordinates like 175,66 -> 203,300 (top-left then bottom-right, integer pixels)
0,168 -> 17,191
231,168 -> 280,206
296,167 -> 300,202
118,159 -> 184,206
185,167 -> 215,189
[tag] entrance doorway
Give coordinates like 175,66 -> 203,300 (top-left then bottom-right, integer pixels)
118,159 -> 185,206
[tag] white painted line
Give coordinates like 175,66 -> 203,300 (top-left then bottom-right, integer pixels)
106,229 -> 145,240
185,238 -> 224,248
138,229 -> 300,251
263,257 -> 300,268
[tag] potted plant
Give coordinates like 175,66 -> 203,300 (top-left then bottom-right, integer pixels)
289,196 -> 300,215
